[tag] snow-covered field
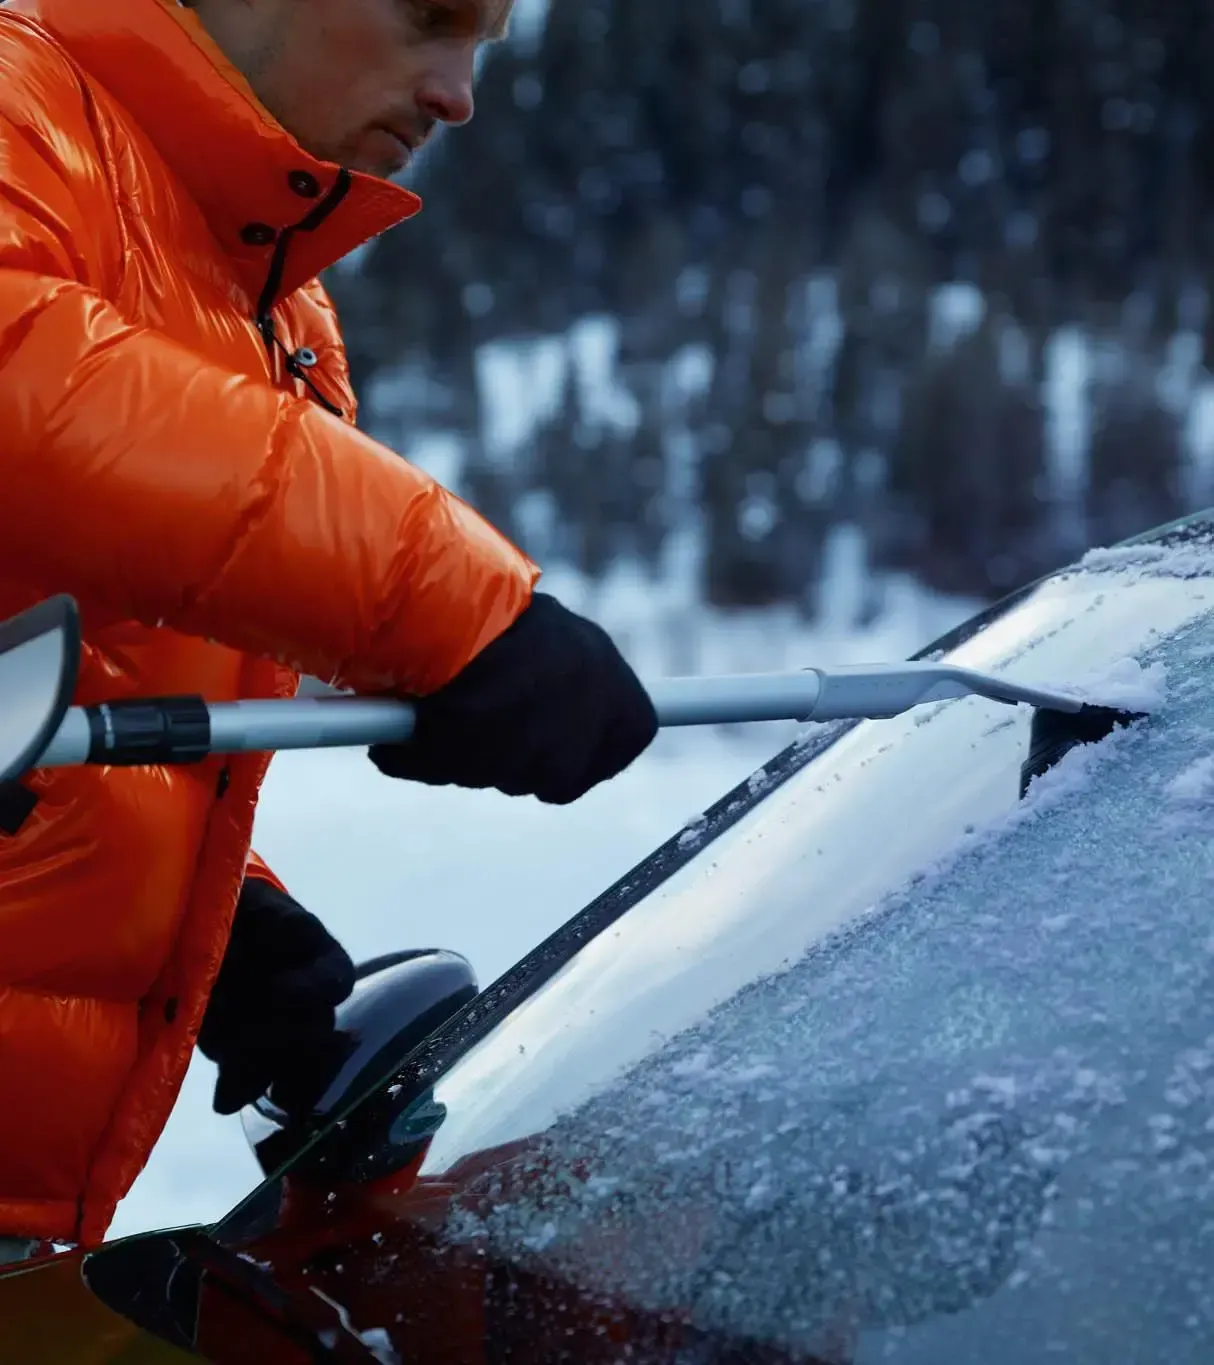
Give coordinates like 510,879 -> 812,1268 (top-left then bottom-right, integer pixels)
108,559 -> 975,1241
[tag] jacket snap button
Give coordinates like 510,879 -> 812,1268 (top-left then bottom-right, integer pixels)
293,347 -> 319,369
288,170 -> 321,198
240,222 -> 277,246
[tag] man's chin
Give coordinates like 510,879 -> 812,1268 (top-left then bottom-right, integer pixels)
348,127 -> 413,180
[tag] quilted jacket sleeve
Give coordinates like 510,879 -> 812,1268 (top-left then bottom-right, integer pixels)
0,74 -> 538,697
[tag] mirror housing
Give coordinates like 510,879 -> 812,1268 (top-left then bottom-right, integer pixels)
0,596 -> 80,784
241,949 -> 478,1182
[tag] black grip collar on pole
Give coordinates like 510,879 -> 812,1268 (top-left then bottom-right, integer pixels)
85,697 -> 212,766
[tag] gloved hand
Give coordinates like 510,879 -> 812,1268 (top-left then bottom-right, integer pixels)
369,592 -> 658,805
198,877 -> 355,1116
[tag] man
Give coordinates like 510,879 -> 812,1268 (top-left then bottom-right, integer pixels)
0,0 -> 658,1252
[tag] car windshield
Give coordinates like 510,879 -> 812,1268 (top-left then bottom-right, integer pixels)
216,521 -> 1214,1362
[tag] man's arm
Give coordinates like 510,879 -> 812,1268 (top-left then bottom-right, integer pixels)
0,96 -> 537,697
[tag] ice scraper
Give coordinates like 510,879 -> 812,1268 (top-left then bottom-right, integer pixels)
0,594 -> 1149,786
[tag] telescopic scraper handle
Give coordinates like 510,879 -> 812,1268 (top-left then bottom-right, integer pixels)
0,595 -> 1089,783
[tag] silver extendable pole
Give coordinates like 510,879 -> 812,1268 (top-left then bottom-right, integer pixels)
208,697 -> 417,753
31,661 -> 1084,771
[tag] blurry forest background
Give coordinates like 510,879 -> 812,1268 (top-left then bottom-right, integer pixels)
327,0 -> 1214,628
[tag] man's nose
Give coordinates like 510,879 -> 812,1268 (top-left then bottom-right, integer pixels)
415,51 -> 476,127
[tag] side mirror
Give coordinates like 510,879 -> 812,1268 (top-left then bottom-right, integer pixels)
241,949 -> 478,1182
0,596 -> 80,783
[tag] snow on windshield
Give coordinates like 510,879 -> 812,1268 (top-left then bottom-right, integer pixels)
435,590 -> 1214,1362
417,558 -> 1213,1180
1051,655 -> 1168,712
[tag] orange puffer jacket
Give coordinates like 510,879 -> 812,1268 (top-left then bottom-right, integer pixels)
0,0 -> 537,1245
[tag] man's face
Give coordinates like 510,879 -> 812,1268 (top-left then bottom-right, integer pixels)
193,0 -> 511,178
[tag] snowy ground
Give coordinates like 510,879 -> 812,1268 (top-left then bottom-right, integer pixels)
108,560 -> 975,1241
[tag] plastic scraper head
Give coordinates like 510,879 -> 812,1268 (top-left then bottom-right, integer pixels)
1018,702 -> 1147,799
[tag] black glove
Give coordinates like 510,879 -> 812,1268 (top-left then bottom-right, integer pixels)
198,877 -> 355,1116
369,592 -> 658,805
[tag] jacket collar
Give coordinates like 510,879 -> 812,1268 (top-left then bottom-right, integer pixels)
7,0 -> 422,304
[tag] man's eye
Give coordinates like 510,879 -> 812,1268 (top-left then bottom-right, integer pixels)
409,1 -> 472,36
